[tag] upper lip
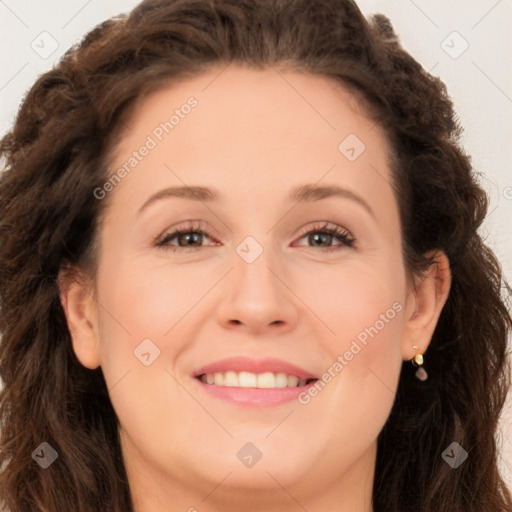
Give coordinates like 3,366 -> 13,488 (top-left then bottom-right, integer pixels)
193,357 -> 318,379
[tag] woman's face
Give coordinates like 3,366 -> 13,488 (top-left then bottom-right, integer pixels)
64,65 -> 447,509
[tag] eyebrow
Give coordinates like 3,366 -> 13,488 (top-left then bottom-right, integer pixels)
290,184 -> 374,217
138,186 -> 216,214
137,184 -> 374,218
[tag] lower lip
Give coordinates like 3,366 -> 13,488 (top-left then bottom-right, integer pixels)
193,378 -> 317,407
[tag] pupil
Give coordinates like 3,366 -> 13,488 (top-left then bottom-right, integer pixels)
311,233 -> 331,246
180,233 -> 201,246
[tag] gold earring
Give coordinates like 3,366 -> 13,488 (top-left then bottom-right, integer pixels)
411,345 -> 428,381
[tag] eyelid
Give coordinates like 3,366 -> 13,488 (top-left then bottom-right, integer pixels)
295,221 -> 353,240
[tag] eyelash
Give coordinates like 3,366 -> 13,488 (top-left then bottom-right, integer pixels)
155,221 -> 355,252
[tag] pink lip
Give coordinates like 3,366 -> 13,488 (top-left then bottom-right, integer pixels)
193,380 -> 316,407
193,356 -> 317,379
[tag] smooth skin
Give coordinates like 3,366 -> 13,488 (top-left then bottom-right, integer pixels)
60,64 -> 451,512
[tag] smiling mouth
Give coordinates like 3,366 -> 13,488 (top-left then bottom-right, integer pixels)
197,371 -> 318,389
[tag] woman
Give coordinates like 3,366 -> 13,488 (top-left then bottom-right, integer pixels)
0,0 -> 510,510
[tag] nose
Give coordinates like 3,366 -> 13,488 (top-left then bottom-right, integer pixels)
216,243 -> 299,335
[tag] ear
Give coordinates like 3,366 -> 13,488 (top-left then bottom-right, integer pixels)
401,250 -> 452,361
58,266 -> 101,369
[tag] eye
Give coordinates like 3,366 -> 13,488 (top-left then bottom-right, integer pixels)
155,221 -> 355,251
293,222 -> 355,251
155,221 -> 217,249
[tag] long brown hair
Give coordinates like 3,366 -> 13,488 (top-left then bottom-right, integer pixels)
1,0 -> 511,510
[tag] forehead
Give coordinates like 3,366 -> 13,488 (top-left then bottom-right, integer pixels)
106,65 -> 396,217
115,65 -> 387,149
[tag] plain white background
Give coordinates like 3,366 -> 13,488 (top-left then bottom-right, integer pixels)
1,0 -> 511,492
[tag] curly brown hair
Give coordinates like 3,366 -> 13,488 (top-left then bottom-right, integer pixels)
1,0 -> 511,510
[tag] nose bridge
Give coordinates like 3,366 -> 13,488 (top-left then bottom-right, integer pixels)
232,232 -> 281,300
216,231 -> 299,332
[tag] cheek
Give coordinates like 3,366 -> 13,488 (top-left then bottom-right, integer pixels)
323,262 -> 405,350
95,256 -> 205,342
318,262 -> 405,410
290,266 -> 404,483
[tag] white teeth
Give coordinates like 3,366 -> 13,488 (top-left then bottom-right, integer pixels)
223,371 -> 239,387
275,372 -> 288,388
199,371 -> 314,388
257,372 -> 276,388
288,375 -> 299,387
238,371 -> 257,388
